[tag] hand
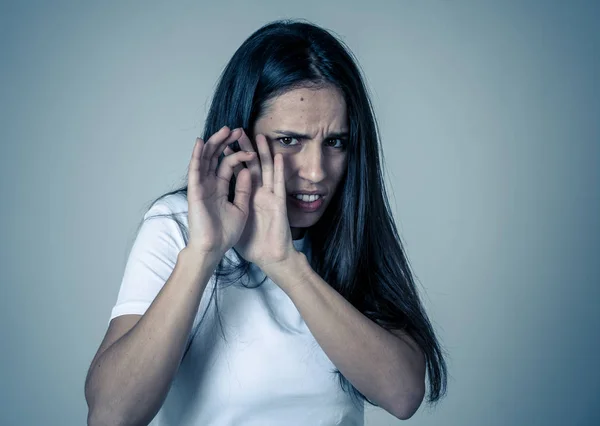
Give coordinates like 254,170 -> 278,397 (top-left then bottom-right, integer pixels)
223,130 -> 296,270
186,126 -> 257,257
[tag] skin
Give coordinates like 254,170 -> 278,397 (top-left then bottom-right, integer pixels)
252,85 -> 349,240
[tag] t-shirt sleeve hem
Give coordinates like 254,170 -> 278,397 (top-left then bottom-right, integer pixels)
109,302 -> 151,325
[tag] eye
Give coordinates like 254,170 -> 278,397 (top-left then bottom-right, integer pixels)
326,138 -> 347,149
278,137 -> 299,147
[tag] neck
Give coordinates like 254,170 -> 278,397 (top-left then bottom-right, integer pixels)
291,226 -> 306,240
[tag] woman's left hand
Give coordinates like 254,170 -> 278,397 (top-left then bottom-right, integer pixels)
223,130 -> 296,270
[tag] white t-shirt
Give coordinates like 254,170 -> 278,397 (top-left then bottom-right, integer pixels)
109,193 -> 365,425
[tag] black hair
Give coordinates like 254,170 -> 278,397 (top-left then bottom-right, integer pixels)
138,19 -> 447,411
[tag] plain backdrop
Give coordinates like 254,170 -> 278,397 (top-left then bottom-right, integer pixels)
1,0 -> 599,425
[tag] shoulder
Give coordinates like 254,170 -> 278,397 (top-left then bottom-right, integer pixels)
131,192 -> 189,254
144,192 -> 189,220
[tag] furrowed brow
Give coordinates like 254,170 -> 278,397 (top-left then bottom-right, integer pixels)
273,130 -> 349,139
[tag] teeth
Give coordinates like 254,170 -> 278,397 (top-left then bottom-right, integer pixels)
293,194 -> 321,202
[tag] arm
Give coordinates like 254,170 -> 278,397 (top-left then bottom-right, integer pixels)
263,252 -> 426,420
85,248 -> 221,426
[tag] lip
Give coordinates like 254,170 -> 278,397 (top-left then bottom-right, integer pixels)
288,194 -> 324,212
289,190 -> 324,195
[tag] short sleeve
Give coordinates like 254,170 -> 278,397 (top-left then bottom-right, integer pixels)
109,197 -> 188,324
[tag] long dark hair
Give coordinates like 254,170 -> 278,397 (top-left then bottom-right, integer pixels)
138,19 -> 447,410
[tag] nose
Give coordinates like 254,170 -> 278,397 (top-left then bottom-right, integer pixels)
297,143 -> 326,183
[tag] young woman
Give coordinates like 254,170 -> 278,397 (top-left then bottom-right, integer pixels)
85,19 -> 448,425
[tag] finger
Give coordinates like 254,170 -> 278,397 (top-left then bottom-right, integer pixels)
216,150 -> 257,192
210,127 -> 244,176
256,134 -> 274,191
188,137 -> 204,198
232,163 -> 244,179
273,153 -> 286,199
232,168 -> 252,215
203,126 -> 242,176
237,129 -> 263,186
201,126 -> 230,175
224,147 -> 248,180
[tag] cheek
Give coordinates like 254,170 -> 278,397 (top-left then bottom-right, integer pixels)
281,155 -> 294,179
331,156 -> 348,180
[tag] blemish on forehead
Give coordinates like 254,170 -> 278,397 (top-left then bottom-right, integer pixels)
300,97 -> 304,101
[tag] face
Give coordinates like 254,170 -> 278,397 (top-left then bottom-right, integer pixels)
253,85 -> 348,240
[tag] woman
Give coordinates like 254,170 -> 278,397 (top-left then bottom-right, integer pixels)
85,19 -> 447,425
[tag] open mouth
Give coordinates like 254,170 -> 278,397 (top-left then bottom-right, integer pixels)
288,194 -> 324,211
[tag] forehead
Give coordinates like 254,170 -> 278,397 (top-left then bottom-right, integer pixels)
259,85 -> 348,131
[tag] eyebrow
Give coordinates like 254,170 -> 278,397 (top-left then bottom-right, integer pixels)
272,130 -> 349,139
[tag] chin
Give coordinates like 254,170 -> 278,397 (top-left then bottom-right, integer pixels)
286,197 -> 329,225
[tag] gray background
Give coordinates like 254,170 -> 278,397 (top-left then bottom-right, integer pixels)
1,0 -> 598,425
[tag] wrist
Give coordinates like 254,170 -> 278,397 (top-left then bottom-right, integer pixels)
179,246 -> 223,271
262,251 -> 307,282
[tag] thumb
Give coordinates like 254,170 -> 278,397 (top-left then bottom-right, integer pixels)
233,168 -> 252,216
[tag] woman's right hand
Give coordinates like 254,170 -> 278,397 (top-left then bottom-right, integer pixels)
186,126 -> 257,257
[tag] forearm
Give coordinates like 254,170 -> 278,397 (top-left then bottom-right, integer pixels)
87,248 -> 221,425
264,253 -> 425,420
